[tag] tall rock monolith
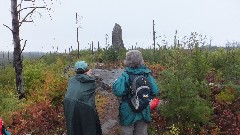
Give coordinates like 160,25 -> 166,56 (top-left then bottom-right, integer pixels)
112,23 -> 124,49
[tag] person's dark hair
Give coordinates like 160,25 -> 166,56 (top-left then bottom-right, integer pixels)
76,68 -> 89,74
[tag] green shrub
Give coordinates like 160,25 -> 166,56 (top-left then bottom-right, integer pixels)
208,49 -> 240,83
158,35 -> 213,133
0,65 -> 15,86
215,89 -> 235,104
102,45 -> 126,63
159,69 -> 212,132
23,60 -> 44,92
0,66 -> 19,123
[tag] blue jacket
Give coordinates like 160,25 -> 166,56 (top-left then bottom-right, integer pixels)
112,65 -> 159,126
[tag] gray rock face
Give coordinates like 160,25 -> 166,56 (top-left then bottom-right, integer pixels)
93,68 -> 124,92
112,23 -> 124,49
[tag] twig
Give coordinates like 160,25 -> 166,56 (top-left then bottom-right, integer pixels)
19,7 -> 36,27
18,6 -> 45,27
21,40 -> 27,54
19,40 -> 27,64
18,6 -> 45,13
39,54 -> 45,60
17,0 -> 24,9
24,20 -> 33,23
18,0 -> 24,20
3,24 -> 13,32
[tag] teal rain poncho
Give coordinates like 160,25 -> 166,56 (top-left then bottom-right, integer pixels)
64,74 -> 100,135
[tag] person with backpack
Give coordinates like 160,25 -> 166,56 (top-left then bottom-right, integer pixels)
63,61 -> 102,135
112,50 -> 159,135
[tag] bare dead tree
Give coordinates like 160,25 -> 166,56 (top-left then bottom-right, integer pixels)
98,41 -> 100,51
8,51 -> 10,63
153,20 -> 156,53
92,41 -> 94,55
3,0 -> 54,99
105,34 -> 109,46
76,13 -> 80,59
76,13 -> 82,59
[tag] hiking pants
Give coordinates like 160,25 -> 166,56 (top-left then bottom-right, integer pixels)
121,120 -> 148,135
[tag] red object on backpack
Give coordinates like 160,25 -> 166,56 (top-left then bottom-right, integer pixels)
0,118 -> 3,135
150,97 -> 159,110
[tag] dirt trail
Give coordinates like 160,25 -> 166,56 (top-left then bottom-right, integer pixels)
93,68 -> 124,135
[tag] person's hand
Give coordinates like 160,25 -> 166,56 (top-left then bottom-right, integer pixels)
85,69 -> 92,76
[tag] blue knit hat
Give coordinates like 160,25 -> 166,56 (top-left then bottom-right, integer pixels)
74,61 -> 88,71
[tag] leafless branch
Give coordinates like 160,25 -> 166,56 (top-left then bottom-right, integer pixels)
3,24 -> 13,32
17,0 -> 24,9
25,20 -> 34,23
18,6 -> 45,13
21,40 -> 27,54
36,11 -> 43,18
18,6 -> 46,27
18,7 -> 36,27
19,40 -> 27,64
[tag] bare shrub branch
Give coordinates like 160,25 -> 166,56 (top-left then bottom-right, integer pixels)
3,24 -> 13,32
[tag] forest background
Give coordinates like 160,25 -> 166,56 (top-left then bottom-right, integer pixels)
0,32 -> 240,134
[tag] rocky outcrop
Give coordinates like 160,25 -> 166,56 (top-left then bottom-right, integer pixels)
112,23 -> 124,49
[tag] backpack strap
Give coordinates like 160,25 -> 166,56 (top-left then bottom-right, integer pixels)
126,71 -> 149,83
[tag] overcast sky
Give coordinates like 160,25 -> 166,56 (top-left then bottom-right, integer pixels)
1,0 -> 240,52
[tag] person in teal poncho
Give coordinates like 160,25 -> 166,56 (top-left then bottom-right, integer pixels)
112,50 -> 159,135
63,61 -> 102,135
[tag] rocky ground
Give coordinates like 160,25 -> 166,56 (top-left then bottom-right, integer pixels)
93,68 -> 124,135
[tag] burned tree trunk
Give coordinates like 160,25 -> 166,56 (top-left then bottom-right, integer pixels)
3,0 -> 50,99
11,0 -> 25,99
153,20 -> 156,53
